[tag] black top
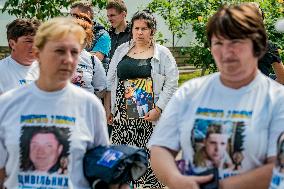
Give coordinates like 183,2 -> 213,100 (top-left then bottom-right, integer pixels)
109,24 -> 131,59
258,41 -> 282,76
117,56 -> 152,80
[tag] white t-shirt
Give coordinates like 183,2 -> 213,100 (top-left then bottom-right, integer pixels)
72,49 -> 106,94
0,82 -> 109,189
149,72 -> 284,179
0,56 -> 39,94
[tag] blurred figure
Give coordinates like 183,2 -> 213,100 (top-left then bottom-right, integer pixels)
269,19 -> 284,189
149,3 -> 284,189
71,12 -> 107,98
70,1 -> 111,71
0,18 -> 40,94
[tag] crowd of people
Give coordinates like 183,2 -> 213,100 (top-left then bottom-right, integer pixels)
0,1 -> 284,189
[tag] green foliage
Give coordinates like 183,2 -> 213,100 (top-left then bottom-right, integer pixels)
179,70 -> 209,86
2,0 -> 108,21
260,0 -> 284,60
91,0 -> 107,9
2,0 -> 76,20
169,0 -> 284,73
147,0 -> 191,47
154,31 -> 169,45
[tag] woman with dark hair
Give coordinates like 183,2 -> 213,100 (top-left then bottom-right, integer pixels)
149,3 -> 284,189
105,10 -> 179,188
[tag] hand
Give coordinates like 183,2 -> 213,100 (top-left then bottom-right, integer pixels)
109,184 -> 130,189
144,107 -> 161,122
168,174 -> 214,189
107,113 -> 113,125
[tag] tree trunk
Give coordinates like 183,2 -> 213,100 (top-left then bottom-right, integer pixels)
201,67 -> 207,76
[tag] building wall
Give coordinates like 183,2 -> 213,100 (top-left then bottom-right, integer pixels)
0,0 -> 194,47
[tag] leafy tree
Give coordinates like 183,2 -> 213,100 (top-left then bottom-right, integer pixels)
2,0 -> 75,20
260,0 -> 284,61
147,0 -> 191,47
2,0 -> 108,21
180,0 -> 284,74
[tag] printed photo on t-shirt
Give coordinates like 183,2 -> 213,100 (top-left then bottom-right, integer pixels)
191,119 -> 246,174
19,126 -> 71,175
124,78 -> 154,119
276,132 -> 284,173
71,66 -> 86,88
269,132 -> 284,189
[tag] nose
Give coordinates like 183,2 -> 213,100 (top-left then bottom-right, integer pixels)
62,51 -> 73,64
34,145 -> 46,155
138,29 -> 143,35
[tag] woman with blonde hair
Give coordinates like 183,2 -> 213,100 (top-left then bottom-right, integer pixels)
0,17 -> 127,189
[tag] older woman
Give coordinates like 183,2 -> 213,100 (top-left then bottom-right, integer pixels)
149,3 -> 284,189
0,17 -> 127,189
105,10 -> 178,188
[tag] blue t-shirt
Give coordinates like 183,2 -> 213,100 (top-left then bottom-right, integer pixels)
90,32 -> 111,56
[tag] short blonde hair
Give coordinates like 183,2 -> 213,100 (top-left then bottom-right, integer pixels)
34,17 -> 86,50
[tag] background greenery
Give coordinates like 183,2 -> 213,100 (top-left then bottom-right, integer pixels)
148,0 -> 284,75
2,0 -> 284,80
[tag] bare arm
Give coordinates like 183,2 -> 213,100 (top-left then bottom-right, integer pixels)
104,91 -> 112,124
150,146 -> 213,189
91,52 -> 105,62
272,62 -> 284,84
219,158 -> 275,189
0,168 -> 5,189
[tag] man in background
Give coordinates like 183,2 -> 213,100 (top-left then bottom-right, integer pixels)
0,18 -> 40,94
107,0 -> 131,60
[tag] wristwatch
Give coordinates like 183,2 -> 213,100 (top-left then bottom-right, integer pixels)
155,106 -> 162,113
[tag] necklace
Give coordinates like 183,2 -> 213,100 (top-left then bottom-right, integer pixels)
133,45 -> 152,55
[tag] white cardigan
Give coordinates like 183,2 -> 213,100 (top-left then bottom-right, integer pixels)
107,40 -> 179,114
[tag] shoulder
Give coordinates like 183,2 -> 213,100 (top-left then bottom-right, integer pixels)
68,84 -> 101,104
155,44 -> 171,53
0,56 -> 11,69
0,83 -> 31,106
116,41 -> 131,51
98,32 -> 111,41
79,50 -> 92,65
176,73 -> 217,100
154,44 -> 174,59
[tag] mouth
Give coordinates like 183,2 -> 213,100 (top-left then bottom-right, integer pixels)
222,59 -> 239,64
59,68 -> 72,74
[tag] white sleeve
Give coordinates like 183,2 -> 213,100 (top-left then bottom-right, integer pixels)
0,138 -> 7,168
92,56 -> 107,92
92,99 -> 109,147
267,92 -> 284,158
0,99 -> 7,168
148,87 -> 186,151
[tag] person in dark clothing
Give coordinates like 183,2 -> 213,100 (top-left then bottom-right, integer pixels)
250,2 -> 284,84
106,0 -> 131,60
258,41 -> 284,83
